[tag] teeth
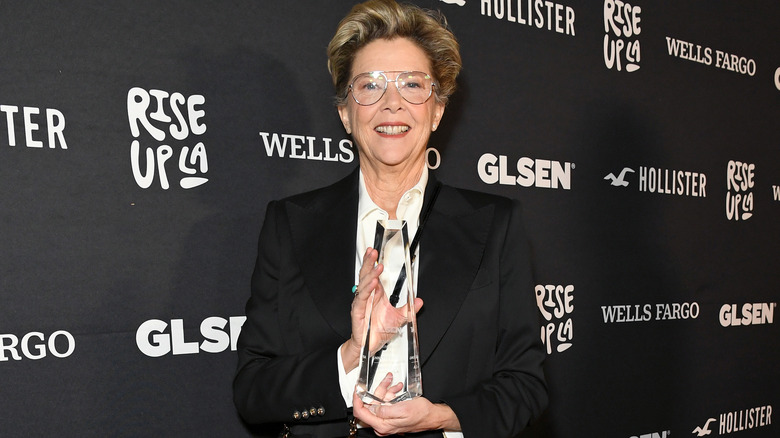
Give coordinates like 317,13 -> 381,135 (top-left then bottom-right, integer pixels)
375,125 -> 409,135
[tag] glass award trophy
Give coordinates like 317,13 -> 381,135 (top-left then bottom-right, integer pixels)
355,219 -> 422,404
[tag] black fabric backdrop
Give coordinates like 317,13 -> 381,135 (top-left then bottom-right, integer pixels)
1,1 -> 777,437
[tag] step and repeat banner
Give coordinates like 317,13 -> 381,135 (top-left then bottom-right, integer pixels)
1,1 -> 777,437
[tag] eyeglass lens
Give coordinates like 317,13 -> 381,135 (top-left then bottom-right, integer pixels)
351,71 -> 433,105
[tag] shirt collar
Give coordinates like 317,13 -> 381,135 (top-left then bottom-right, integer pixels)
358,166 -> 428,222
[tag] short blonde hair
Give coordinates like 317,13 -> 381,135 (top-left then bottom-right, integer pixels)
327,0 -> 462,106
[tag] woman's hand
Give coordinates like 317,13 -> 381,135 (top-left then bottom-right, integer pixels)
352,391 -> 461,436
340,248 -> 423,373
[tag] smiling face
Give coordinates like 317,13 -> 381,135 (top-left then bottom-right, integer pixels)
338,38 -> 445,177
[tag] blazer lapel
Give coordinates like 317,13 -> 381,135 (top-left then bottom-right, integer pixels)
287,170 -> 359,340
416,178 -> 494,365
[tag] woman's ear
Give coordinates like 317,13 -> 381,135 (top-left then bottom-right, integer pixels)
337,105 -> 352,134
432,102 -> 445,131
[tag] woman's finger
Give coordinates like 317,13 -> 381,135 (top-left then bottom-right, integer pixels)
414,297 -> 424,313
357,248 -> 379,284
353,266 -> 382,311
384,381 -> 403,402
355,249 -> 382,303
373,372 -> 394,400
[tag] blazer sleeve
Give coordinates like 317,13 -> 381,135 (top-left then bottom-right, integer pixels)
443,199 -> 548,437
233,201 -> 348,425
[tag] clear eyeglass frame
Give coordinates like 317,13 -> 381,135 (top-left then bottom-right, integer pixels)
347,71 -> 436,106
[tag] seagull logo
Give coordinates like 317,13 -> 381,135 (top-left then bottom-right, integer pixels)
692,418 -> 716,436
604,167 -> 635,187
440,0 -> 466,5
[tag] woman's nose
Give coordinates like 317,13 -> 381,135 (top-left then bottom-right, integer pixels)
380,82 -> 404,109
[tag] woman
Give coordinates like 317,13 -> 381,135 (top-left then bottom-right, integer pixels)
233,1 -> 547,437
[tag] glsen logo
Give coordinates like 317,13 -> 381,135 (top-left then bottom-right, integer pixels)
0,104 -> 67,149
479,0 -> 575,36
260,131 -> 355,163
603,0 -> 641,72
725,160 -> 755,220
128,87 -> 208,190
135,316 -> 246,357
631,431 -> 670,438
719,303 -> 775,327
478,153 -> 573,189
535,284 -> 574,354
605,166 -> 707,197
0,330 -> 75,361
693,405 -> 772,435
666,37 -> 756,76
602,302 -> 699,323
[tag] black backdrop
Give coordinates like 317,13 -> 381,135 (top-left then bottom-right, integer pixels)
1,1 -> 778,437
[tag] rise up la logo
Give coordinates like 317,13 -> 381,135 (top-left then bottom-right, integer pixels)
725,160 -> 754,220
128,87 -> 209,190
603,0 -> 641,72
536,284 -> 574,354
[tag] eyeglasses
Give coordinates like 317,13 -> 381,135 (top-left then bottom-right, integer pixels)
347,71 -> 436,106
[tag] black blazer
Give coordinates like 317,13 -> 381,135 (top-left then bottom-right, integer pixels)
234,170 -> 547,438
